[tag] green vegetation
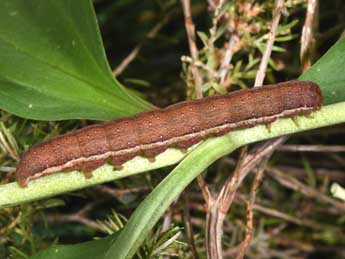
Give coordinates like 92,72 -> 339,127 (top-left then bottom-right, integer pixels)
1,1 -> 344,258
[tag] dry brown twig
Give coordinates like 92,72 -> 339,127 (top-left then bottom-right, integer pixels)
234,194 -> 326,230
235,159 -> 267,259
254,0 -> 285,87
181,0 -> 322,257
219,35 -> 238,86
94,185 -> 150,198
267,167 -> 345,213
181,56 -> 219,77
232,0 -> 320,257
206,137 -> 286,259
181,192 -> 330,230
181,0 -> 203,99
205,146 -> 247,259
0,123 -> 20,161
113,9 -> 176,77
181,0 -> 213,209
180,2 -> 214,252
221,157 -> 345,182
39,186 -> 152,232
41,202 -> 103,231
203,1 -> 287,258
300,0 -> 319,71
277,144 -> 345,152
0,210 -> 21,237
183,194 -> 200,259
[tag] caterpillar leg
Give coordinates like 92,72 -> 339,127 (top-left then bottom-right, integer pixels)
141,146 -> 168,162
291,117 -> 299,127
80,159 -> 107,178
265,123 -> 272,133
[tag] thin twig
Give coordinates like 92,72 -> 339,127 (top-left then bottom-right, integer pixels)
206,137 -> 285,259
207,0 -> 217,11
113,10 -> 176,76
253,204 -> 327,229
219,35 -> 238,86
211,1 -> 285,256
181,0 -> 203,98
181,56 -> 218,77
277,144 -> 345,152
183,194 -> 200,259
161,208 -> 173,232
219,137 -> 286,224
235,194 -> 326,230
229,2 -> 289,256
44,213 -> 102,231
205,146 -> 247,259
254,0 -> 285,87
181,0 -> 213,212
0,211 -> 21,236
221,158 -> 345,182
209,0 -> 226,39
267,167 -> 345,212
236,160 -> 267,259
229,3 -> 287,252
94,185 -> 150,198
300,0 -> 319,71
41,202 -> 104,231
0,123 -> 20,161
276,165 -> 345,182
197,174 -> 213,204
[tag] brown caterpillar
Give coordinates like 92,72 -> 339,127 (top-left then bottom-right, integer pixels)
16,80 -> 323,187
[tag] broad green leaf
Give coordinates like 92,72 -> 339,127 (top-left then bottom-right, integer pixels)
0,0 -> 152,121
31,233 -> 118,259
300,37 -> 345,105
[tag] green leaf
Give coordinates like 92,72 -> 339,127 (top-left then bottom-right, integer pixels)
276,20 -> 299,34
31,233 -> 119,259
0,0 -> 152,121
196,31 -> 209,48
300,37 -> 345,105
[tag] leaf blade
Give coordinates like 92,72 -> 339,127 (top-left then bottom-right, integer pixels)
0,0 -> 152,121
299,37 -> 345,105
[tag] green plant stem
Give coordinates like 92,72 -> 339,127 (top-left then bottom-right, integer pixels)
0,146 -> 199,208
0,102 -> 344,209
107,101 -> 345,258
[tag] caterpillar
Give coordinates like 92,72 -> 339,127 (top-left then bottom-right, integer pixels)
16,80 -> 323,187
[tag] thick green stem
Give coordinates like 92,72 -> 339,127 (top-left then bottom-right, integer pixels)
1,102 -> 345,209
107,102 -> 345,259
